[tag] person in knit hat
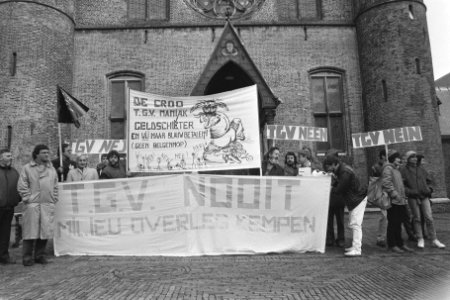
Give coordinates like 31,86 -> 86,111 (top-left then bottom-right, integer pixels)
381,149 -> 414,253
400,150 -> 445,249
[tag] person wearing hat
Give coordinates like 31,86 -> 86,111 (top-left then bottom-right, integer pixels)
381,149 -> 414,253
323,154 -> 366,256
400,150 -> 445,249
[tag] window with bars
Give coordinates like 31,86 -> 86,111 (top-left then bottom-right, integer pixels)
109,74 -> 144,139
297,0 -> 322,20
310,72 -> 345,153
128,0 -> 169,21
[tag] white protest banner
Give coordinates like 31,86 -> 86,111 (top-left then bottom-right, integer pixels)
127,85 -> 261,172
352,126 -> 422,149
266,125 -> 328,142
54,174 -> 331,256
71,139 -> 126,155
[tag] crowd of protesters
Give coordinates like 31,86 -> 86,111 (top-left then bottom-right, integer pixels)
262,145 -> 446,257
0,144 -> 127,266
0,143 -> 446,266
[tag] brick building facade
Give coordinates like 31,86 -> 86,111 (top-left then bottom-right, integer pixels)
0,0 -> 446,197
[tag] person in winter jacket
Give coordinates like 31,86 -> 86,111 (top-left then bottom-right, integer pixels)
0,149 -> 21,264
381,149 -> 414,253
323,155 -> 367,256
18,145 -> 58,266
400,151 -> 445,249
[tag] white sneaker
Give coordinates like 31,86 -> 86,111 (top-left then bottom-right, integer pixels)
417,238 -> 425,249
344,249 -> 361,257
432,239 -> 445,249
345,247 -> 354,252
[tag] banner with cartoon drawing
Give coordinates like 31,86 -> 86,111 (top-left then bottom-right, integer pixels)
127,85 -> 261,173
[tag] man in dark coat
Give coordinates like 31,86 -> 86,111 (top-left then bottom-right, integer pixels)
0,149 -> 21,264
400,150 -> 445,249
323,155 -> 367,256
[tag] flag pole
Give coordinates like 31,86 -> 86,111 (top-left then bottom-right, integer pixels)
58,123 -> 63,182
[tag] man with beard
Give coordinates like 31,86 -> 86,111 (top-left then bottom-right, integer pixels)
262,147 -> 284,176
284,151 -> 298,176
100,150 -> 127,179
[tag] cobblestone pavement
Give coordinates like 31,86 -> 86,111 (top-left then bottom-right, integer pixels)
1,212 -> 450,300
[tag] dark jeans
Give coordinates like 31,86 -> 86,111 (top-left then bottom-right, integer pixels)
327,205 -> 345,243
23,239 -> 48,262
387,204 -> 409,248
0,207 -> 14,260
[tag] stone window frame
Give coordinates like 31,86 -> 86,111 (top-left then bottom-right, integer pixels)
127,0 -> 170,21
106,71 -> 145,139
309,68 -> 347,154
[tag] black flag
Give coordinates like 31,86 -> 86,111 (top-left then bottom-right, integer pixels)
57,85 -> 89,128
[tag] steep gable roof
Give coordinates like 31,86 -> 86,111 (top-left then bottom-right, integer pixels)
191,21 -> 281,110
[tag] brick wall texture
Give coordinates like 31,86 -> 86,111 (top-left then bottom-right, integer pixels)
0,0 -> 447,197
0,1 -> 75,167
354,0 -> 446,197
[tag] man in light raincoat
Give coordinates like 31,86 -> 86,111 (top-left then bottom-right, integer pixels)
18,144 -> 58,266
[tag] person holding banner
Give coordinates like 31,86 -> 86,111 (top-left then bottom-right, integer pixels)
52,143 -> 76,182
17,145 -> 58,266
262,147 -> 284,176
66,154 -> 99,182
400,151 -> 445,249
283,152 -> 298,176
381,149 -> 414,254
99,150 -> 127,179
323,155 -> 367,257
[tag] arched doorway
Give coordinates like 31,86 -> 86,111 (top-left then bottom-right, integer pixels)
204,61 -> 255,95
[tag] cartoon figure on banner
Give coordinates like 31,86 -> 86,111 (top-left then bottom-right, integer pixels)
190,99 -> 253,164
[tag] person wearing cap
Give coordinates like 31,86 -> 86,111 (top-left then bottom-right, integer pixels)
99,150 -> 127,179
323,154 -> 366,256
381,149 -> 414,253
400,150 -> 445,249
